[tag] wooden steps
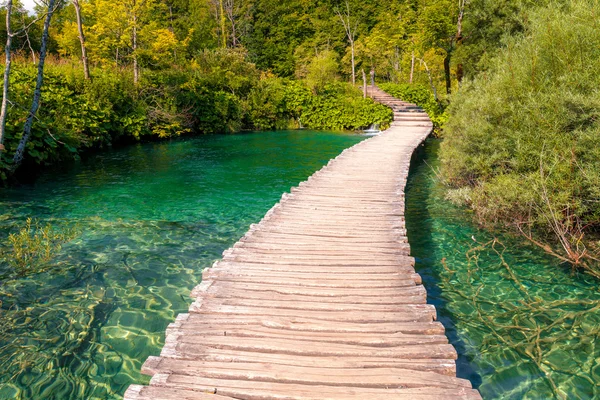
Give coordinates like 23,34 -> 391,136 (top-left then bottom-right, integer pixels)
124,87 -> 481,399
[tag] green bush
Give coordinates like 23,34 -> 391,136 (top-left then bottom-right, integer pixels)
289,82 -> 393,131
0,64 -> 148,177
0,50 -> 393,181
379,82 -> 448,131
439,0 -> 600,272
246,77 -> 292,130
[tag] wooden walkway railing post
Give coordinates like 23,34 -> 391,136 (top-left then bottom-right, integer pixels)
124,87 -> 482,400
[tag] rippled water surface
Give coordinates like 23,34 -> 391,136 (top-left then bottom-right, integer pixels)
0,131 -> 366,399
405,139 -> 600,399
2,132 -> 598,400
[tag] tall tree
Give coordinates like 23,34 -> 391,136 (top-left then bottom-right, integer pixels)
73,0 -> 90,80
0,0 -> 44,152
12,0 -> 58,169
335,0 -> 357,85
218,0 -> 226,47
419,0 -> 467,94
0,0 -> 14,152
223,0 -> 250,47
132,0 -> 139,84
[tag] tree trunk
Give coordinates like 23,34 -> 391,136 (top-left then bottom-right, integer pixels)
73,0 -> 90,80
0,0 -> 13,152
409,51 -> 415,84
224,0 -> 238,47
362,69 -> 367,98
394,46 -> 400,81
454,1 -> 465,85
456,63 -> 464,83
168,4 -> 174,32
230,7 -> 237,47
133,13 -> 139,84
444,52 -> 451,95
21,13 -> 36,64
335,1 -> 357,86
12,0 -> 57,169
350,40 -> 355,85
219,0 -> 227,48
420,58 -> 438,101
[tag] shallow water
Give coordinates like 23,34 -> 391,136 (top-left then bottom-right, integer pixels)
405,139 -> 600,399
1,132 -> 598,400
0,131 -> 366,399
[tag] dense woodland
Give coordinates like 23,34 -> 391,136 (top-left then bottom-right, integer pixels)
0,0 -> 599,273
0,0 -> 534,179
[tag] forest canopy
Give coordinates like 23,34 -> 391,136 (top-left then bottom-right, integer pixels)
0,0 -> 549,179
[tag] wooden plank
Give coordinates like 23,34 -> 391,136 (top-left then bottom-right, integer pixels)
193,281 -> 422,298
161,336 -> 457,360
141,361 -> 470,389
206,264 -> 419,277
189,304 -> 437,323
196,285 -> 428,305
143,355 -> 456,377
148,374 -> 482,399
165,326 -> 449,347
200,273 -> 417,289
142,355 -> 457,377
188,298 -> 431,313
175,314 -> 447,335
124,385 -> 234,400
204,268 -> 414,281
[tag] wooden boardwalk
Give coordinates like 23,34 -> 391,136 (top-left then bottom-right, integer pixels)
124,88 -> 482,400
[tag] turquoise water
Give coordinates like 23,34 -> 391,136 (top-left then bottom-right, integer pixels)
1,132 -> 598,400
0,131 -> 366,399
405,139 -> 600,399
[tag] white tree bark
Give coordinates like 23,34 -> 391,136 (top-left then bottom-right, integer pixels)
132,2 -> 139,85
335,1 -> 358,85
73,0 -> 90,80
224,0 -> 238,47
418,58 -> 438,101
0,0 -> 14,152
12,0 -> 58,168
362,69 -> 367,98
410,51 -> 415,84
20,11 -> 37,64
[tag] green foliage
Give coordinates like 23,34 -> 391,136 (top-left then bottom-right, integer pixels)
301,50 -> 340,95
246,77 -> 291,130
289,82 -> 393,131
0,49 -> 392,179
0,62 -> 151,174
454,0 -> 562,79
379,82 -> 448,130
440,0 -> 600,270
4,0 -> 568,182
0,218 -> 79,276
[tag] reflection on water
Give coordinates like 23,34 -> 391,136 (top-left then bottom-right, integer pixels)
405,139 -> 600,399
0,131 -> 365,399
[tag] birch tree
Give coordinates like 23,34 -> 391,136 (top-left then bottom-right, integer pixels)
223,0 -> 248,47
12,0 -> 58,169
73,0 -> 90,80
0,0 -> 14,152
335,0 -> 357,85
126,0 -> 156,84
209,0 -> 229,47
131,0 -> 139,84
0,0 -> 47,152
